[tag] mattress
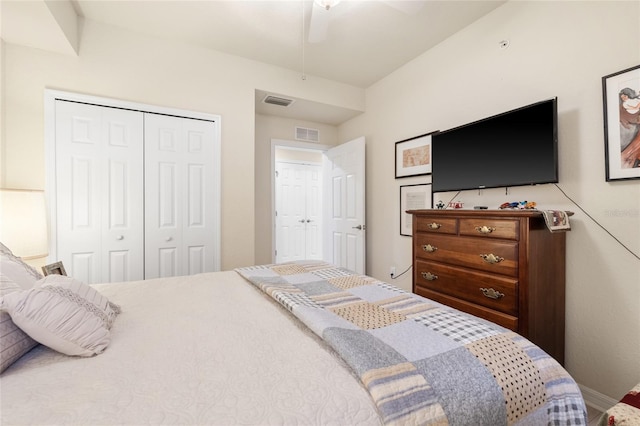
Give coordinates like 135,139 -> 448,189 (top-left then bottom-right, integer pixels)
0,271 -> 381,425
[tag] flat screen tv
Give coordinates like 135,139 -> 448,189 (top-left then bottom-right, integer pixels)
431,98 -> 558,193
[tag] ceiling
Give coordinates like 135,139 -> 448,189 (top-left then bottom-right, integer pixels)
1,0 -> 505,124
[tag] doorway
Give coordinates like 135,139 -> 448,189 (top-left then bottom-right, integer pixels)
270,137 -> 366,274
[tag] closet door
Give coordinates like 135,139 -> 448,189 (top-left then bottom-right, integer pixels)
275,162 -> 322,263
55,101 -> 144,284
144,114 -> 217,278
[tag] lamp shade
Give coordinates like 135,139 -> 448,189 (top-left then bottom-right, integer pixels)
0,189 -> 49,259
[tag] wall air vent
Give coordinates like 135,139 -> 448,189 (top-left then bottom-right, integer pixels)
263,95 -> 295,107
295,126 -> 320,143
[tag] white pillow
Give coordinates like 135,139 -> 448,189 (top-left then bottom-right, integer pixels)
0,275 -> 121,357
0,274 -> 38,373
0,242 -> 43,290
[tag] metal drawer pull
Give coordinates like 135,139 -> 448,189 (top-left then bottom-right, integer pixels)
427,222 -> 441,230
475,225 -> 496,234
480,253 -> 504,264
422,244 -> 438,253
480,287 -> 504,299
421,272 -> 438,281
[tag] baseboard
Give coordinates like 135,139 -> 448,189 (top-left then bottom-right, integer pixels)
579,383 -> 617,412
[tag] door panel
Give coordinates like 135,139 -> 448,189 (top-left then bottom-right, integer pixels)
101,107 -> 144,283
145,114 -> 217,278
181,119 -> 217,275
323,137 -> 366,274
55,101 -> 143,284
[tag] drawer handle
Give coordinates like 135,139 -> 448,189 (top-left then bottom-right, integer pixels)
475,225 -> 496,234
480,253 -> 504,264
427,222 -> 441,230
421,272 -> 438,281
422,244 -> 438,253
480,287 -> 505,300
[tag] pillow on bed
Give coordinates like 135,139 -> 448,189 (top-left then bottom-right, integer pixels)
0,274 -> 39,373
0,242 -> 43,290
0,275 -> 121,357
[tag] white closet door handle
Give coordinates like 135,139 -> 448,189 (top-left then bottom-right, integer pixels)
165,237 -> 173,242
116,235 -> 124,240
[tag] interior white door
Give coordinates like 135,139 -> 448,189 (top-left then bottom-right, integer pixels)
144,114 -> 217,278
55,101 -> 144,284
275,162 -> 322,262
323,137 -> 366,274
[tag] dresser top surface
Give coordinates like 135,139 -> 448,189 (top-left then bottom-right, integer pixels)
407,209 -> 543,218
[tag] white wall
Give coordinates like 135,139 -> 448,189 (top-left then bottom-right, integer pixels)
339,0 -> 640,403
1,18 -> 364,270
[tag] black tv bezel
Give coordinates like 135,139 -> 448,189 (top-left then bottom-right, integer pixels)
431,97 -> 559,193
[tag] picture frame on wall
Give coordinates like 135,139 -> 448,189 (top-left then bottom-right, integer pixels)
602,64 -> 640,181
400,183 -> 432,236
395,132 -> 436,178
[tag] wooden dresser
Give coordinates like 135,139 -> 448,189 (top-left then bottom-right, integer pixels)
409,209 -> 566,364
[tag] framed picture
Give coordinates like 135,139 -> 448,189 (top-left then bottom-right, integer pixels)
602,64 -> 640,181
42,261 -> 67,276
400,184 -> 432,236
395,132 -> 436,178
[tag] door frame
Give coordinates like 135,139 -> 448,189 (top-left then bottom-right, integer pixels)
44,89 -> 222,270
270,139 -> 331,263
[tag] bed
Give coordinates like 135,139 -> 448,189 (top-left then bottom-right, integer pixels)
1,250 -> 587,425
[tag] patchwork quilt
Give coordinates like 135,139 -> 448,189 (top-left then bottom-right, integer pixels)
236,261 -> 587,426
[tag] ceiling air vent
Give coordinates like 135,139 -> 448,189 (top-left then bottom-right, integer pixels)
262,95 -> 295,107
295,126 -> 320,143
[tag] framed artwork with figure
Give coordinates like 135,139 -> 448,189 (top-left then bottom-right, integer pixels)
602,64 -> 640,181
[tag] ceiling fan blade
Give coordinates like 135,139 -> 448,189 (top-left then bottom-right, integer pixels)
308,2 -> 331,43
381,0 -> 425,15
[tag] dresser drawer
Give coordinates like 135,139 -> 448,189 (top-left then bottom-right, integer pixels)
414,233 -> 519,277
415,217 -> 457,234
459,218 -> 518,240
414,287 -> 518,331
414,260 -> 518,316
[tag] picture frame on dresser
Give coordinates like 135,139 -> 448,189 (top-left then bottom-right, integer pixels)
394,132 -> 436,178
400,184 -> 432,236
42,261 -> 67,276
602,64 -> 640,181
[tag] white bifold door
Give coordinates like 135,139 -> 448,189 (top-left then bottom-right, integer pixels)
53,98 -> 219,284
55,101 -> 144,284
144,114 -> 217,279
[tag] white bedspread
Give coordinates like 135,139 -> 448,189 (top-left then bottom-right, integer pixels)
0,271 -> 381,425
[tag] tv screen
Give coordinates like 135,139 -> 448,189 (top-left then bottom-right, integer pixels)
432,98 -> 558,193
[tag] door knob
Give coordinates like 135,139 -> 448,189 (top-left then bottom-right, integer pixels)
116,235 -> 124,240
166,237 -> 173,242
352,225 -> 365,230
